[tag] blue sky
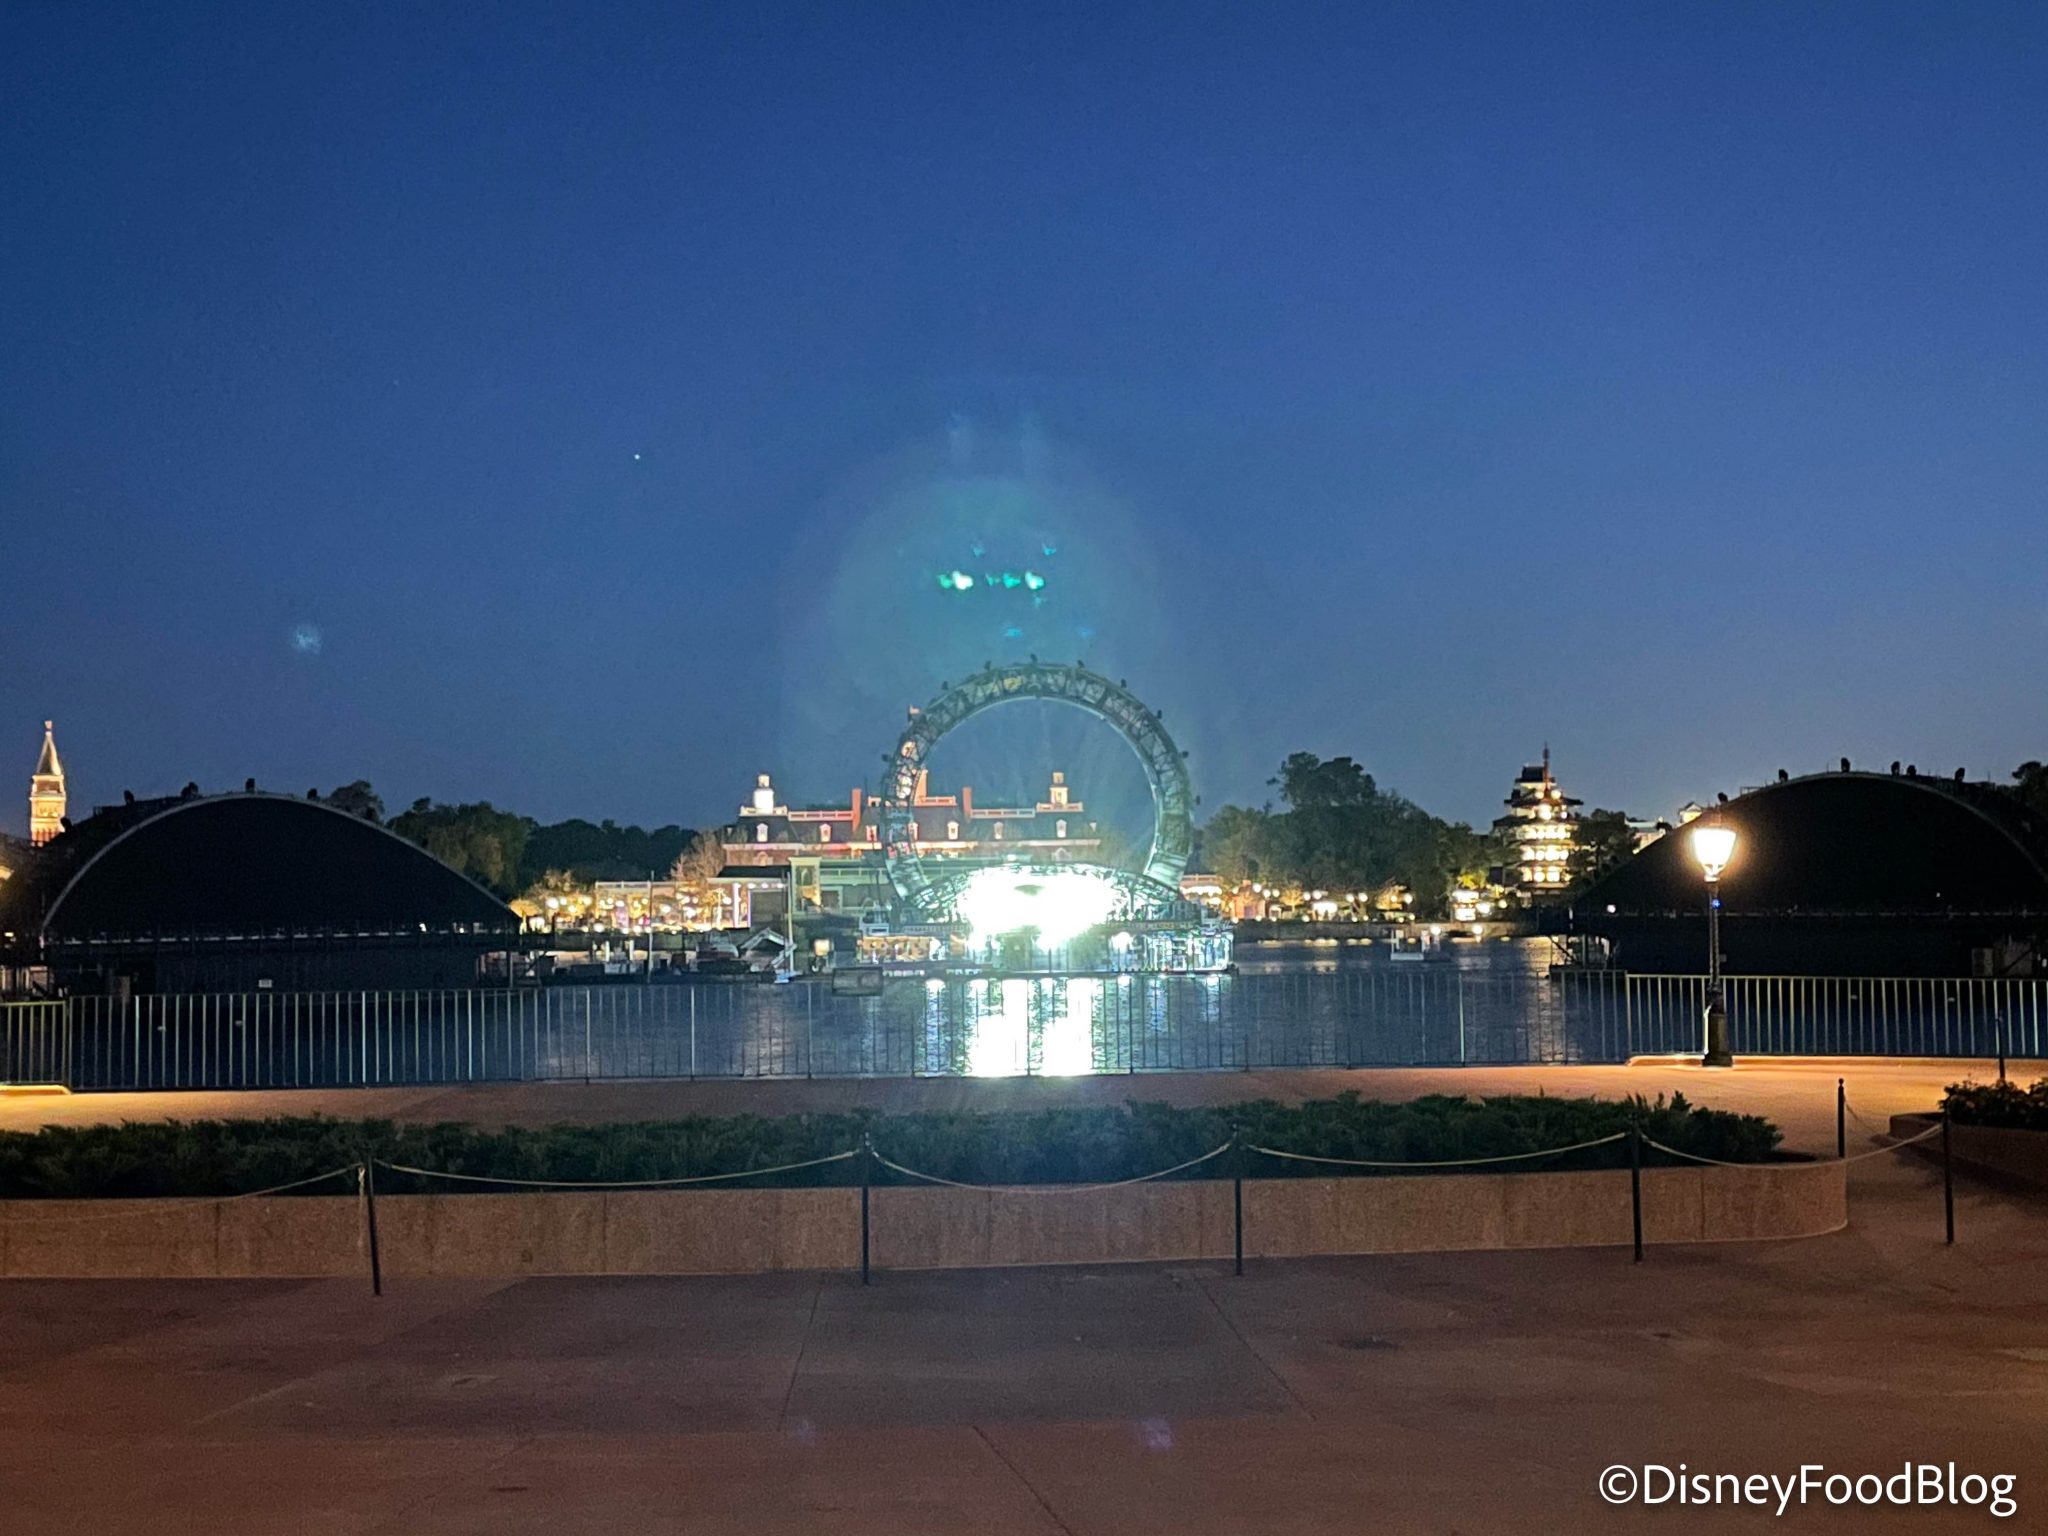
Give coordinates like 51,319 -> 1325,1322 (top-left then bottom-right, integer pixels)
5,1 -> 2044,838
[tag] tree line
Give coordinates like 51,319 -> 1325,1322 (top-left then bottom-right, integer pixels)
316,758 -> 2048,914
1197,752 -> 1642,914
311,781 -> 697,897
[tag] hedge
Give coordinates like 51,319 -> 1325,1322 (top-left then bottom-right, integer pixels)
0,1091 -> 1782,1200
1942,1077 -> 2048,1132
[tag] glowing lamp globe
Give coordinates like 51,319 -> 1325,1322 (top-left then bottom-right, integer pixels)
1690,823 -> 1738,882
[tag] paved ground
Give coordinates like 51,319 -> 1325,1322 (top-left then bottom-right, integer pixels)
0,1148 -> 2041,1533
5,1056 -> 2034,1155
1,1060 -> 2044,1532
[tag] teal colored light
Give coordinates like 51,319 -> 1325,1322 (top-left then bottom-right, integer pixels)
1023,570 -> 1045,591
1001,571 -> 1022,589
948,570 -> 974,591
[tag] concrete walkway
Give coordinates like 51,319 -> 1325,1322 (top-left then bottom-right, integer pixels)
0,1138 -> 2040,1533
3,1057 -> 2033,1155
2,1059 -> 2043,1530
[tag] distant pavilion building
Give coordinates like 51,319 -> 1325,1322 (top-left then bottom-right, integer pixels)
29,721 -> 65,847
1492,747 -> 1580,900
719,768 -> 1104,920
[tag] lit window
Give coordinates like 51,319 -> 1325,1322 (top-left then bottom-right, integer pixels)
947,820 -> 960,840
993,822 -> 1004,839
755,824 -> 768,843
1056,819 -> 1067,838
818,825 -> 830,843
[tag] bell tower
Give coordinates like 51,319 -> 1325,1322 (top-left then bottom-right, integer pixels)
29,721 -> 65,845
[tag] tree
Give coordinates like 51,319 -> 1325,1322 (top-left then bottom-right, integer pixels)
1202,752 -> 1489,912
2014,762 -> 2048,819
1271,753 -> 1378,811
669,829 -> 727,885
389,800 -> 531,896
521,817 -> 695,885
514,867 -> 591,923
1203,804 -> 1280,883
1267,752 -> 1418,894
1571,808 -> 1637,885
1440,821 -> 1502,890
321,780 -> 384,822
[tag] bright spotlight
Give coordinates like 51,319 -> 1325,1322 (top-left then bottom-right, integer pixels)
954,866 -> 1121,949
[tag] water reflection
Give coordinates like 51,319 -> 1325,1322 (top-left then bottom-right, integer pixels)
894,943 -> 1581,1075
943,976 -> 1107,1077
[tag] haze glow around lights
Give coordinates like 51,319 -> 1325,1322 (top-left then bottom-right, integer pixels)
954,866 -> 1120,949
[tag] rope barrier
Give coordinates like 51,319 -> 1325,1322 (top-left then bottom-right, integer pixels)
372,1149 -> 859,1190
1637,1138 -> 1771,1170
0,1164 -> 362,1224
1840,1120 -> 1946,1164
1842,1097 -> 1892,1134
1244,1132 -> 1627,1170
871,1142 -> 1233,1193
1642,1121 -> 1946,1170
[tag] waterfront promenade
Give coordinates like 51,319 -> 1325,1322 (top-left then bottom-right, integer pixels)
4,1058 -> 2041,1531
0,1092 -> 2040,1533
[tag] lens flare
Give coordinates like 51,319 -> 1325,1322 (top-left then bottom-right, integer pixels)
953,866 -> 1121,949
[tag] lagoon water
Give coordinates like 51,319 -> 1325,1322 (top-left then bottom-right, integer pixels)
46,937 -> 2027,1090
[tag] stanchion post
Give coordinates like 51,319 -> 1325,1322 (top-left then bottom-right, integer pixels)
1232,1127 -> 1245,1278
1836,1078 -> 1845,1159
860,1132 -> 873,1285
362,1159 -> 384,1297
1942,1109 -> 1954,1246
1628,1123 -> 1644,1264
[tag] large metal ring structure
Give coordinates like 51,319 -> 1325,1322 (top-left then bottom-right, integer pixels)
880,662 -> 1194,917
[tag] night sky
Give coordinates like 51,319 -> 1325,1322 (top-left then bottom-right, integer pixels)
6,2 -> 2045,843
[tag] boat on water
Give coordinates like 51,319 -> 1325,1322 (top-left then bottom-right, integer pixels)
1386,927 -> 1452,963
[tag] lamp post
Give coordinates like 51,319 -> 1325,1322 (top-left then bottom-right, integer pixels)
1690,820 -> 1737,1067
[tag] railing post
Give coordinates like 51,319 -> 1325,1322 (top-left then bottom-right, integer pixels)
1456,975 -> 1467,1065
1629,1122 -> 1644,1264
361,1159 -> 384,1297
1942,1109 -> 1955,1246
1836,1077 -> 1846,1159
860,1132 -> 874,1285
1996,1013 -> 2007,1085
1232,1127 -> 1245,1277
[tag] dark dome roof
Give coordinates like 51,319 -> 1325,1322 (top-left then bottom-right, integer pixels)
1581,772 -> 2048,916
1,793 -> 513,941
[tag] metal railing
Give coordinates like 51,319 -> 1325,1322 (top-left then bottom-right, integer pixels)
0,1001 -> 70,1086
2,970 -> 2042,1092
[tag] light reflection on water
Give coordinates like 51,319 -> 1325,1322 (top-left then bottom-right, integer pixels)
929,975 -> 1111,1077
1231,936 -> 1557,980
897,949 -> 1568,1076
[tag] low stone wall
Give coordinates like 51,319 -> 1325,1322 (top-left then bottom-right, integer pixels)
871,1182 -> 1234,1270
0,1160 -> 1846,1279
1890,1113 -> 2048,1189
